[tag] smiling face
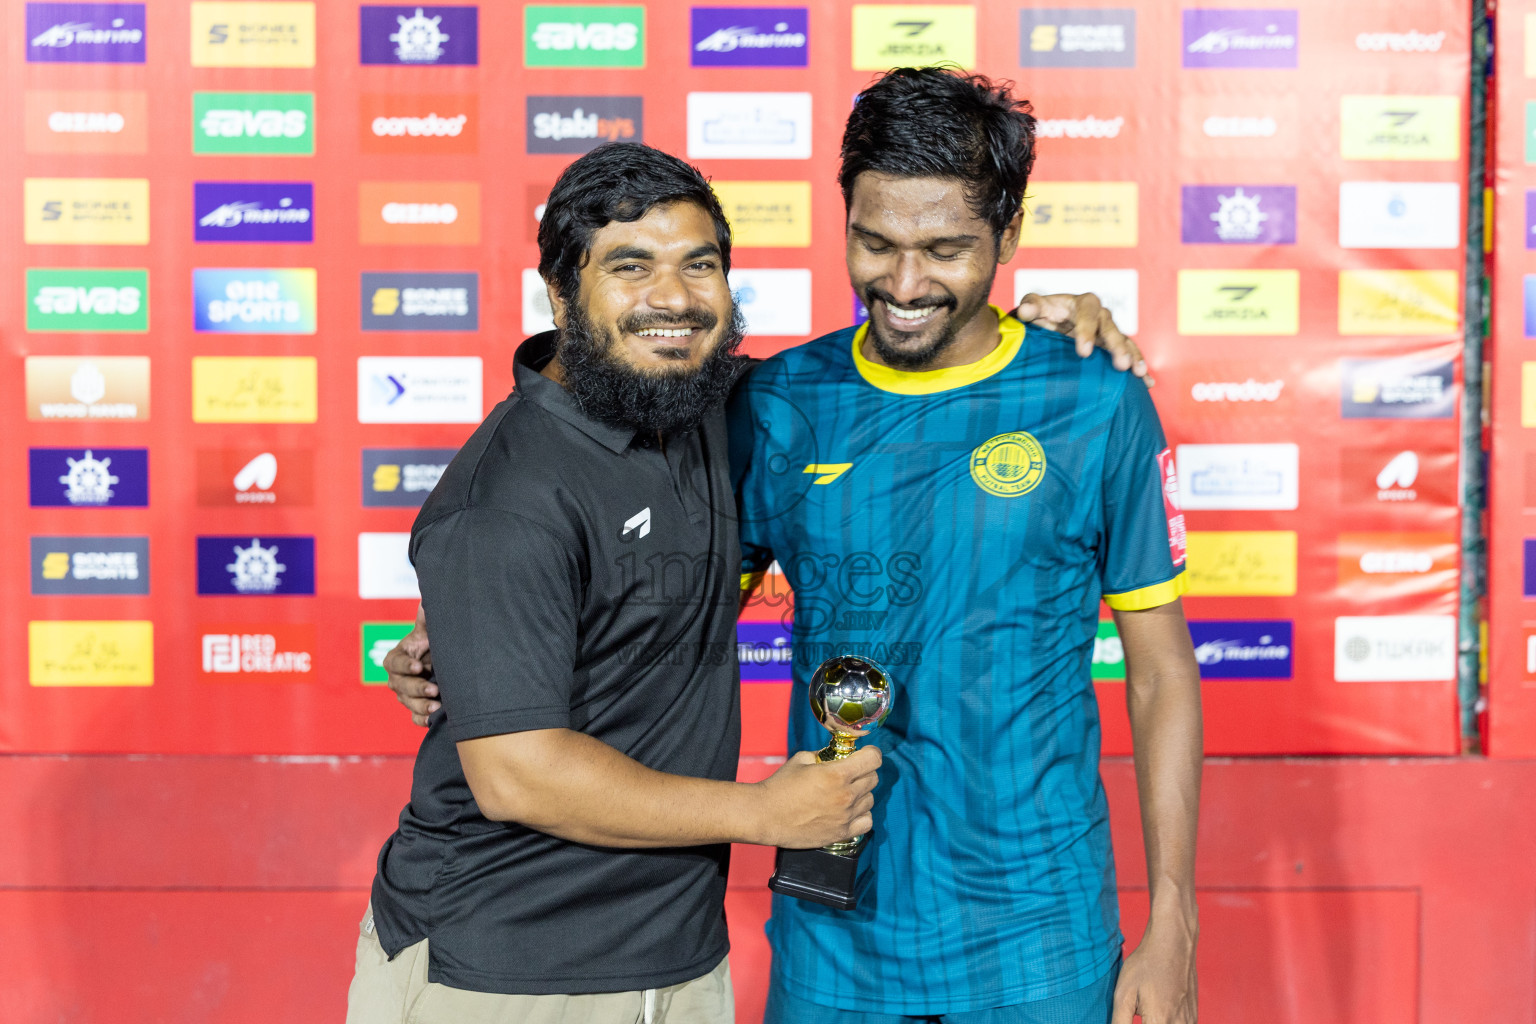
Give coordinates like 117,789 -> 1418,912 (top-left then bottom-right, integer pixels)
847,172 -> 1021,369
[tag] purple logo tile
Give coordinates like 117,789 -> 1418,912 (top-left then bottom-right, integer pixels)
1526,540 -> 1536,597
197,536 -> 315,595
26,3 -> 145,62
1182,8 -> 1297,68
194,183 -> 314,243
1181,185 -> 1296,244
738,620 -> 793,680
1189,620 -> 1293,679
691,6 -> 807,66
30,447 -> 149,507
1526,191 -> 1536,250
360,5 -> 478,65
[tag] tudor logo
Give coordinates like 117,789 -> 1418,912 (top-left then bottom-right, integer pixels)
622,506 -> 652,541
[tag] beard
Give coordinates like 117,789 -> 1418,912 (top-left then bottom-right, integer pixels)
557,298 -> 747,436
860,277 -> 993,370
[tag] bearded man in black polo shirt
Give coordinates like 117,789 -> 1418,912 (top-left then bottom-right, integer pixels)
346,144 -> 883,1024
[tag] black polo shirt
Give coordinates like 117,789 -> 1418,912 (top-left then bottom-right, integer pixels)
369,332 -> 743,995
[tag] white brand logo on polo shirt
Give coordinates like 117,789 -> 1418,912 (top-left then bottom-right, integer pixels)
623,507 -> 652,540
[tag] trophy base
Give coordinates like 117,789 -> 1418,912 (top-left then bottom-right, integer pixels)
768,843 -> 870,911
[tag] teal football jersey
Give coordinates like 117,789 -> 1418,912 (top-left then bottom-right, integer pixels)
730,308 -> 1187,1014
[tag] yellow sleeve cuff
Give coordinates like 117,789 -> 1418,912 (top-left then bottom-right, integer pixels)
1103,572 -> 1189,611
741,571 -> 766,593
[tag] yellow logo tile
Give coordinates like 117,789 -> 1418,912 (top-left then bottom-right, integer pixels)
1338,270 -> 1459,335
191,2 -> 316,67
1523,363 -> 1536,427
30,621 -> 154,687
1177,270 -> 1299,335
25,178 -> 149,245
1185,532 -> 1298,597
1018,182 -> 1138,248
1340,95 -> 1460,161
853,5 -> 976,70
711,181 -> 812,248
192,356 -> 318,423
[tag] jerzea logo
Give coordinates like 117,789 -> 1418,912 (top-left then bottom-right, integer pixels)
1340,182 -> 1460,249
30,447 -> 148,507
1019,182 -> 1138,248
32,536 -> 150,595
1182,8 -> 1297,68
1176,443 -> 1299,511
691,7 -> 807,67
1340,357 -> 1454,419
25,89 -> 147,154
192,356 -> 317,423
687,93 -> 812,161
193,92 -> 313,155
359,533 -> 420,599
1338,270 -> 1459,335
27,269 -> 147,332
1341,96 -> 1460,161
196,536 -> 315,595
852,4 -> 975,70
199,625 -> 314,681
363,448 -> 454,507
191,1 -> 315,67
1189,620 -> 1293,679
29,621 -> 153,687
361,5 -> 478,65
196,449 -> 315,507
1177,270 -> 1299,335
525,5 -> 644,67
25,178 -> 148,245
526,96 -> 642,154
1180,185 -> 1295,245
361,273 -> 478,331
361,622 -> 415,683
360,93 -> 477,154
194,269 -> 317,334
357,356 -> 483,424
1019,9 -> 1135,68
194,183 -> 313,243
27,3 -> 145,62
26,356 -> 149,420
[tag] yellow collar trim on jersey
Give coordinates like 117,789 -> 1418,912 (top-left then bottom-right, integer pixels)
852,305 -> 1025,395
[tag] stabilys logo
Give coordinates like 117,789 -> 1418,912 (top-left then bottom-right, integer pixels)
194,269 -> 317,333
199,626 -> 315,680
526,95 -> 643,154
970,431 -> 1047,497
1019,182 -> 1138,248
196,536 -> 315,596
361,5 -> 478,64
360,93 -> 477,154
25,89 -> 146,154
26,356 -> 149,421
192,356 -> 318,423
194,183 -> 313,243
191,1 -> 315,67
852,4 -> 975,70
1178,270 -> 1299,335
1018,9 -> 1135,68
1356,30 -> 1445,52
27,3 -> 145,62
1340,181 -> 1460,249
687,92 -> 812,160
361,272 -> 478,331
1341,95 -> 1460,161
1181,185 -> 1295,245
363,448 -> 454,507
25,177 -> 148,245
31,536 -> 150,595
712,181 -> 812,247
196,449 -> 314,507
27,269 -> 147,332
526,5 -> 644,67
1176,443 -> 1299,511
29,621 -> 153,687
357,356 -> 483,424
193,92 -> 314,155
1182,8 -> 1297,68
1338,270 -> 1459,335
1340,356 -> 1455,419
691,6 -> 808,66
29,447 -> 148,507
1189,620 -> 1293,679
1334,615 -> 1455,681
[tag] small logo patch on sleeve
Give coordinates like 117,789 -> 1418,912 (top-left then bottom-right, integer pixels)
1157,448 -> 1187,566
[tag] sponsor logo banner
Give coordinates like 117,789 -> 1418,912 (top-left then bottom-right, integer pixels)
1341,95 -> 1460,161
26,356 -> 149,421
1527,539 -> 1536,596
852,4 -> 975,70
1015,269 -> 1138,336
25,89 -> 147,153
361,5 -> 478,64
362,622 -> 415,682
1179,364 -> 1292,418
195,449 -> 314,507
1334,615 -> 1455,681
1180,184 -> 1295,245
525,184 -> 551,242
359,182 -> 480,245
30,447 -> 148,507
360,93 -> 477,154
191,1 -> 315,67
194,182 -> 313,243
1189,620 -> 1294,679
192,356 -> 317,423
1526,281 -> 1536,338
193,269 -> 317,334
1356,29 -> 1446,53
1338,269 -> 1459,335
729,268 -> 813,337
25,177 -> 148,245
357,356 -> 483,423
1019,182 -> 1138,247
526,95 -> 642,154
1179,93 -> 1296,160
1018,8 -> 1135,68
1340,356 -> 1455,419
1185,531 -> 1298,596
198,625 -> 315,681
27,3 -> 145,63
1177,269 -> 1299,335
738,620 -> 793,681
525,4 -> 644,67
363,448 -> 455,507
1527,102 -> 1536,164
1182,8 -> 1297,68
359,533 -> 420,599
193,92 -> 314,155
32,536 -> 150,596
1091,620 -> 1125,680
29,620 -> 153,686
1524,362 -> 1536,422
711,181 -> 811,247
26,269 -> 147,332
196,535 -> 315,596
686,92 -> 812,160
1176,443 -> 1299,510
522,267 -> 556,335
1337,532 -> 1457,598
1028,98 -> 1131,154
691,6 -> 808,67
362,272 -> 479,331
1340,448 -> 1456,508
1158,448 -> 1187,567
1340,181 -> 1460,249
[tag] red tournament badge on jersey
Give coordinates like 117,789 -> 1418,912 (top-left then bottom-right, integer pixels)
1157,448 -> 1187,566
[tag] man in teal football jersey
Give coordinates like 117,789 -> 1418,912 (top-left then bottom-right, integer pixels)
732,70 -> 1201,1024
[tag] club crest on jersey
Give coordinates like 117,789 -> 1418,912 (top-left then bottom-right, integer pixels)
970,431 -> 1047,497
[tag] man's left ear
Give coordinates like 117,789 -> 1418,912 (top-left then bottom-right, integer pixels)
997,210 -> 1023,265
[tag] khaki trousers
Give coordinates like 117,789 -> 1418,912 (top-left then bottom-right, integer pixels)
345,904 -> 735,1024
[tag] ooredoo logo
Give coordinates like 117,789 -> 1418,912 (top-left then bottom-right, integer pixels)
1355,30 -> 1445,52
360,93 -> 478,155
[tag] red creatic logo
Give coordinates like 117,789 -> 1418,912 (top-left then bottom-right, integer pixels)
1157,448 -> 1187,566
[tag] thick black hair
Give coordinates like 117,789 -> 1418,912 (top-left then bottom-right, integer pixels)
537,142 -> 733,306
839,67 -> 1036,238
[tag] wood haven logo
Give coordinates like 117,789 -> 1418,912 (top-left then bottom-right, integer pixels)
26,356 -> 149,421
30,620 -> 153,686
359,182 -> 480,245
852,5 -> 975,69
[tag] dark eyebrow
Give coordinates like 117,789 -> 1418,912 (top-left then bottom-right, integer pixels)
849,222 -> 980,248
683,243 -> 722,262
600,244 -> 654,264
